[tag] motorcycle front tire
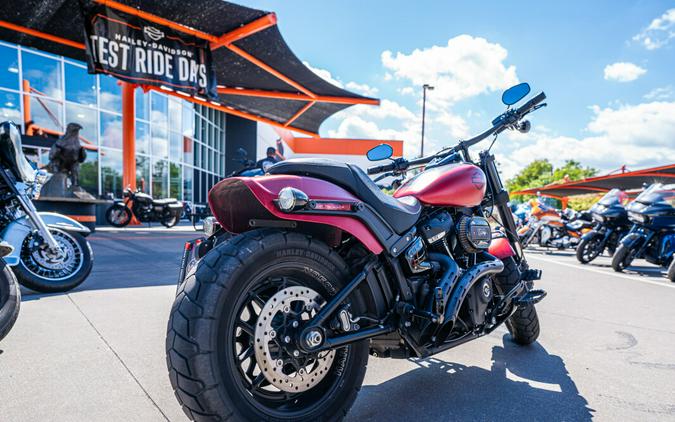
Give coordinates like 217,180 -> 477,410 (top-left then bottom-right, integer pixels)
0,259 -> 20,342
105,204 -> 132,227
667,258 -> 675,283
611,244 -> 635,273
496,257 -> 540,345
13,229 -> 94,293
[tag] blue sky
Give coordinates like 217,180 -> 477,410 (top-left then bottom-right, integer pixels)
243,1 -> 675,178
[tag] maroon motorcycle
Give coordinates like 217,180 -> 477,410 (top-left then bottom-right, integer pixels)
167,83 -> 547,421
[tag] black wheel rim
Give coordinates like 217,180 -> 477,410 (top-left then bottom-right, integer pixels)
224,267 -> 350,417
581,239 -> 602,262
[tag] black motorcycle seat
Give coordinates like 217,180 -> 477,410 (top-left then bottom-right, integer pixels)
268,158 -> 421,234
153,198 -> 178,205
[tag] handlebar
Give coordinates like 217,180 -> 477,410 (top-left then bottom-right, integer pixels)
367,91 -> 546,175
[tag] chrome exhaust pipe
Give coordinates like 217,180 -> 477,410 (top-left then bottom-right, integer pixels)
436,253 -> 504,340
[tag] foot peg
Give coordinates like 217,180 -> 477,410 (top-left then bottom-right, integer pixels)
514,289 -> 547,307
521,268 -> 542,282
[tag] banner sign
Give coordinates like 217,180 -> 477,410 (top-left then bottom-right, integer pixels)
82,4 -> 218,99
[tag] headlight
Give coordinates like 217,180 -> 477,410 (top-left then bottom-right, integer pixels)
277,187 -> 309,212
203,216 -> 221,237
628,211 -> 646,223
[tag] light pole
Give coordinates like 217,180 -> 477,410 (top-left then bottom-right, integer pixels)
421,84 -> 434,157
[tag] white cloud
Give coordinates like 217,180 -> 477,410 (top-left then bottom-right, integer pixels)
398,86 -> 415,96
302,61 -> 344,88
381,35 -> 518,106
345,81 -> 378,97
633,8 -> 675,50
644,85 -> 673,100
603,62 -> 647,82
327,99 -> 423,156
497,101 -> 675,180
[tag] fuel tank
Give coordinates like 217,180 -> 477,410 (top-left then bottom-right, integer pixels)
393,163 -> 486,207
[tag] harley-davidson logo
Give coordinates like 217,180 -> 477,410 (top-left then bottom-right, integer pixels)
144,26 -> 165,41
471,171 -> 485,190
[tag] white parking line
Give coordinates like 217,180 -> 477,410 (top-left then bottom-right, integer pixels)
527,254 -> 675,290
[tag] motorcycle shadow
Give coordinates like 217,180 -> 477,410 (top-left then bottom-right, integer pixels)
350,334 -> 593,422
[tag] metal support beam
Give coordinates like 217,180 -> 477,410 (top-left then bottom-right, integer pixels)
121,82 -> 136,191
211,14 -> 277,49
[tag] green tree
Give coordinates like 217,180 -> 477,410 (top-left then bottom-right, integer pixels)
507,159 -> 597,203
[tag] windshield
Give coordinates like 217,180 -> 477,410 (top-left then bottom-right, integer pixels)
635,183 -> 675,206
598,188 -> 628,206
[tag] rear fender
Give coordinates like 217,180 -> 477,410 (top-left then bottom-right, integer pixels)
488,235 -> 515,259
208,176 -> 385,254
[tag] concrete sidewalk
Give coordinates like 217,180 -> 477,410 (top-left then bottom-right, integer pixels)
2,232 -> 675,421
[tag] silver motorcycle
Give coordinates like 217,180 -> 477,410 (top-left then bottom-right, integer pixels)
0,121 -> 93,293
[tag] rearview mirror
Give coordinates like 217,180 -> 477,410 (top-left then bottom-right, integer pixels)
366,144 -> 393,161
502,82 -> 531,106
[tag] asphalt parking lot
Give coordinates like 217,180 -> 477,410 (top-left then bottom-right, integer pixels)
1,229 -> 674,421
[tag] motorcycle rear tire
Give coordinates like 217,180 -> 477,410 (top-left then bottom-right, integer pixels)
105,204 -> 132,228
0,259 -> 20,342
611,244 -> 634,273
496,257 -> 540,345
160,213 -> 178,228
166,229 -> 370,421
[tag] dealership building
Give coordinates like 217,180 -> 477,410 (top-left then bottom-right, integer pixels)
0,39 -> 260,206
0,1 -> 402,215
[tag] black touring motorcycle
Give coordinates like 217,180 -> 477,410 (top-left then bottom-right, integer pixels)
167,83 -> 547,421
576,189 -> 631,264
612,183 -> 675,281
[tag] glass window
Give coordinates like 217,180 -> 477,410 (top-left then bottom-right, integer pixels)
65,103 -> 97,144
0,91 -> 21,122
136,155 -> 150,193
99,74 -> 122,112
170,162 -> 181,199
151,124 -> 168,159
100,147 -> 123,198
22,146 -> 40,167
152,159 -> 168,199
182,103 -> 194,138
135,121 -> 150,155
29,96 -> 63,133
169,131 -> 182,163
21,51 -> 62,100
151,91 -> 168,127
0,44 -> 19,91
182,136 -> 193,165
65,63 -> 96,106
183,166 -> 193,204
135,87 -> 149,121
194,142 -> 201,167
100,111 -> 122,149
168,98 -> 181,133
79,149 -> 99,197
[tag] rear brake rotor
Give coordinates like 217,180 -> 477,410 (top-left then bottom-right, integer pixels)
254,286 -> 335,393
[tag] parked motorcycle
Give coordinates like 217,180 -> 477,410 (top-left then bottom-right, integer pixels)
229,147 -> 264,177
167,83 -> 547,421
0,241 -> 20,342
576,189 -> 631,264
106,188 -> 184,228
0,122 -> 93,293
518,200 -> 592,249
611,183 -> 675,281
